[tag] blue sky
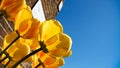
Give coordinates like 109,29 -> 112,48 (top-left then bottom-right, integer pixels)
56,0 -> 120,68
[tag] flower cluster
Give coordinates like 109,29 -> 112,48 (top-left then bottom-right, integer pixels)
0,0 -> 72,68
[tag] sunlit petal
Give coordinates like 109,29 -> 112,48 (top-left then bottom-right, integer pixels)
40,19 -> 63,41
46,57 -> 64,68
13,42 -> 31,61
24,39 -> 40,50
37,51 -> 57,65
2,31 -> 18,50
46,33 -> 72,57
63,50 -> 72,57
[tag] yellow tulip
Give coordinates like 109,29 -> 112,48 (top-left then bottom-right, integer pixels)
38,20 -> 72,57
14,6 -> 32,30
0,0 -> 27,21
17,18 -> 40,39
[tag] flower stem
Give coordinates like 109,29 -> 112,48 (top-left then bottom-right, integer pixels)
0,56 -> 7,63
0,52 -> 12,64
35,59 -> 45,68
12,47 -> 42,68
4,58 -> 11,68
0,31 -> 20,56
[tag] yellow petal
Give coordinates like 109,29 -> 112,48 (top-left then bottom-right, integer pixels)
46,66 -> 59,68
63,50 -> 72,57
18,18 -> 40,39
15,6 -> 32,30
47,33 -> 72,57
2,31 -> 18,49
31,55 -> 39,68
50,48 -> 66,57
40,19 -> 63,41
56,34 -> 72,50
44,55 -> 56,65
46,57 -> 64,68
57,57 -> 65,66
24,39 -> 40,50
45,34 -> 58,46
39,52 -> 56,65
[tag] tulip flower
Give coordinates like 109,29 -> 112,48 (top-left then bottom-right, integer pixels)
39,20 -> 72,57
17,18 -> 40,39
0,0 -> 27,21
14,6 -> 32,30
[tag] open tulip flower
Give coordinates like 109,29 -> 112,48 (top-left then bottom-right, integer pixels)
0,0 -> 27,21
39,20 -> 72,57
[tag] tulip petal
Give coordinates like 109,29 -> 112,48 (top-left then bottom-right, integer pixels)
38,51 -> 57,65
2,31 -> 18,49
13,42 -> 30,61
40,19 -> 63,41
63,50 -> 72,57
46,33 -> 72,57
46,57 -> 64,68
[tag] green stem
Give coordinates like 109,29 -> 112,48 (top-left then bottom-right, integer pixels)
12,48 -> 42,68
0,31 -> 20,56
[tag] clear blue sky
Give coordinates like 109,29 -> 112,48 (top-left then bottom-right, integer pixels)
56,0 -> 120,68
